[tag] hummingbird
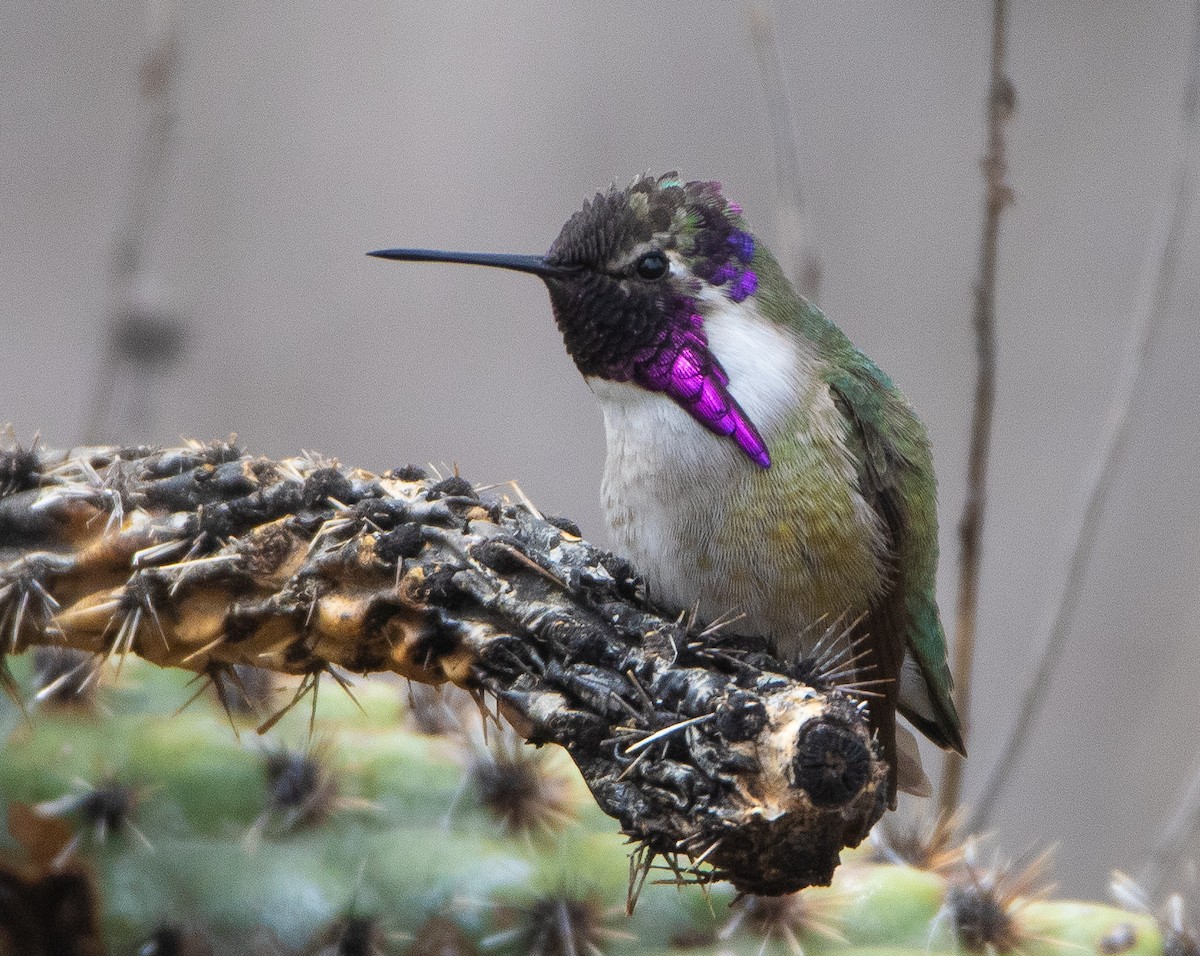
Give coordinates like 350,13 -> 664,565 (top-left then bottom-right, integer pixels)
370,173 -> 964,800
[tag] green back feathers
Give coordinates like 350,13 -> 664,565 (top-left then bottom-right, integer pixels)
749,239 -> 963,754
824,335 -> 964,756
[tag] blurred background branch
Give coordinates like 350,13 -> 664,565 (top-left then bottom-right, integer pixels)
939,0 -> 1013,815
969,0 -> 1200,832
84,0 -> 189,444
748,3 -> 823,301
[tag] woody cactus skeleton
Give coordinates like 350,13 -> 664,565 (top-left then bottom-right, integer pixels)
0,440 -> 887,896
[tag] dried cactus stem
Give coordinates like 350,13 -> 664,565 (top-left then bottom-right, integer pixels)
1,442 -> 889,895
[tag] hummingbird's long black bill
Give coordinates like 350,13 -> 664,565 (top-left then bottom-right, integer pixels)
367,247 -> 576,278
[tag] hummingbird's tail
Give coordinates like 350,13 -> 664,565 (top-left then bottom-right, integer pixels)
901,699 -> 968,756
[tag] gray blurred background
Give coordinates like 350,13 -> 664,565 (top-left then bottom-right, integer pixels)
4,0 -> 1199,899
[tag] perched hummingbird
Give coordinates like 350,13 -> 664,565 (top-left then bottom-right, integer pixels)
371,173 -> 964,800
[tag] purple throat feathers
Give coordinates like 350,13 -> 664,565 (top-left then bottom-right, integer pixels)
625,228 -> 769,469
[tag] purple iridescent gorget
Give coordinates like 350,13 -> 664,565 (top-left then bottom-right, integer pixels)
626,232 -> 768,469
544,175 -> 772,469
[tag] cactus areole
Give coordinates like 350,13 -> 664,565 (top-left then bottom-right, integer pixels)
0,442 -> 889,895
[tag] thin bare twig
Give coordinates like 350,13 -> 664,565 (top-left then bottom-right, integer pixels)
969,0 -> 1200,831
939,0 -> 1014,815
747,3 -> 823,300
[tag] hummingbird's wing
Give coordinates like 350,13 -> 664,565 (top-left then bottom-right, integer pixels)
827,370 -> 966,765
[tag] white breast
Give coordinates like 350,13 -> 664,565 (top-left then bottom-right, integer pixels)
591,298 -> 810,460
588,301 -> 816,628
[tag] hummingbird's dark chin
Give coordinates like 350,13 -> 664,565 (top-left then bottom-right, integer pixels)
547,278 -> 770,467
545,272 -> 668,377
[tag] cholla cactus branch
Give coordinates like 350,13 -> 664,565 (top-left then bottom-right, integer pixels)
0,441 -> 887,897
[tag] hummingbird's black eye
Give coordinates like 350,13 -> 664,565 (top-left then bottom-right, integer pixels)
634,250 -> 670,281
